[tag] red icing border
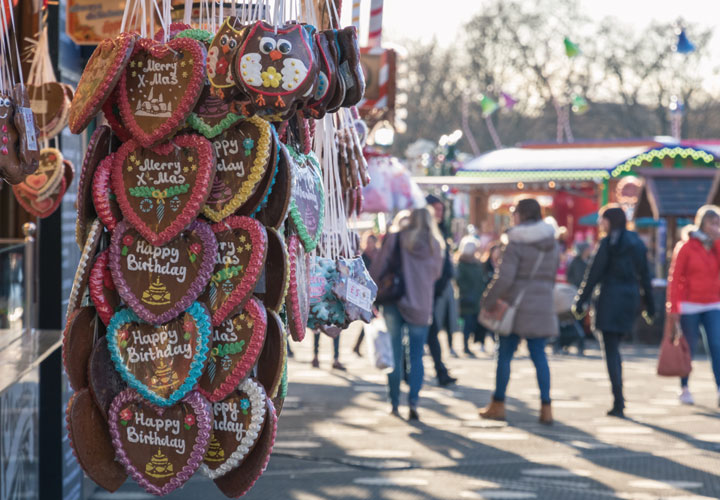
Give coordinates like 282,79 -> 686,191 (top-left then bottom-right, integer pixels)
286,234 -> 307,342
208,216 -> 268,326
118,37 -> 206,147
92,153 -> 121,233
197,297 -> 268,402
112,134 -> 215,246
89,249 -> 117,326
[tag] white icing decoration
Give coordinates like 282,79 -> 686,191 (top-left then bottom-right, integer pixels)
66,218 -> 102,320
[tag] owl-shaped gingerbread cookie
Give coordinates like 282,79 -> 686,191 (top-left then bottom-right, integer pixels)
207,17 -> 247,90
232,22 -> 317,120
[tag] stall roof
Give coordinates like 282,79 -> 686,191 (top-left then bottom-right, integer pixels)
635,169 -> 717,219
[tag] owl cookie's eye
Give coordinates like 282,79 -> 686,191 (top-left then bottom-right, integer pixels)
1,98 -> 9,107
277,39 -> 292,54
228,39 -> 238,50
220,35 -> 229,46
259,37 -> 276,54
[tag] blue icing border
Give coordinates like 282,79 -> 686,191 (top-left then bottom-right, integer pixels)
253,125 -> 281,216
107,302 -> 211,407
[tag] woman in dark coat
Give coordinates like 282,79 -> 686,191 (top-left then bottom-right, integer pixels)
573,205 -> 655,418
456,237 -> 490,356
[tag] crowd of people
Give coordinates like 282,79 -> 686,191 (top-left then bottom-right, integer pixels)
312,195 -> 720,425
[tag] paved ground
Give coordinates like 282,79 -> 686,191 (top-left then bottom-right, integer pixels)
89,329 -> 720,500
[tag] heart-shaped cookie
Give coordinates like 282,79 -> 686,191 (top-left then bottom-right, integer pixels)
88,335 -> 127,420
187,84 -> 246,139
255,227 -> 289,312
0,93 -> 24,184
62,306 -> 101,391
109,220 -> 217,325
257,310 -> 286,398
102,86 -> 133,142
89,249 -> 122,326
107,302 -> 211,406
287,146 -> 324,252
69,33 -> 136,134
213,397 -> 277,498
77,125 -> 116,248
66,388 -> 128,492
273,356 -> 288,416
285,234 -> 310,341
28,82 -> 70,141
108,389 -> 212,495
92,153 -> 123,232
13,172 -> 66,219
207,17 -> 246,89
197,216 -> 267,325
257,141 -> 292,229
197,297 -> 267,402
113,134 -> 215,246
202,116 -> 272,222
200,377 -> 267,479
66,219 -> 103,320
118,37 -> 206,147
17,147 -> 64,200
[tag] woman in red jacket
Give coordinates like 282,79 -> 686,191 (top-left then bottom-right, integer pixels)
667,205 -> 720,405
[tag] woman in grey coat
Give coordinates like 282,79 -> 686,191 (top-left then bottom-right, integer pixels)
479,198 -> 559,424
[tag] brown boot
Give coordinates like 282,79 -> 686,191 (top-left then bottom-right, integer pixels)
479,400 -> 506,421
539,403 -> 553,425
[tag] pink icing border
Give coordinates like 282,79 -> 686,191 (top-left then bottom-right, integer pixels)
208,216 -> 268,326
69,33 -> 136,134
118,37 -> 205,147
108,219 -> 217,325
92,153 -> 120,233
89,249 -> 117,326
112,134 -> 215,247
108,389 -> 212,496
197,297 -> 268,402
77,125 -> 112,248
102,87 -> 133,142
13,175 -> 66,218
286,234 -> 306,342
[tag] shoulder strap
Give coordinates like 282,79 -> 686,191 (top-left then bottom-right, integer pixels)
511,250 -> 546,307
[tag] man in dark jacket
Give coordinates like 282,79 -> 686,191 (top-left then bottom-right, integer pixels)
426,194 -> 457,386
574,206 -> 655,418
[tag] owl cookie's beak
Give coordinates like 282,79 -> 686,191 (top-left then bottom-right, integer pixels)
269,49 -> 283,61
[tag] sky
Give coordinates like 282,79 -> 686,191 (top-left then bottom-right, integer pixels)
349,0 -> 720,58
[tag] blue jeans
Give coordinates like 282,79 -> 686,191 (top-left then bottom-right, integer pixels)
384,304 -> 430,409
493,334 -> 551,404
679,309 -> 720,388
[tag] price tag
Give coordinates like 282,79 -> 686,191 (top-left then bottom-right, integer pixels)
346,278 -> 372,311
19,107 -> 38,151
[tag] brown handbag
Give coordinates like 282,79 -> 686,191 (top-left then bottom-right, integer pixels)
657,318 -> 692,378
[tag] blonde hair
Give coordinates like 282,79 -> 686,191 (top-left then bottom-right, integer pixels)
389,209 -> 411,233
403,207 -> 445,256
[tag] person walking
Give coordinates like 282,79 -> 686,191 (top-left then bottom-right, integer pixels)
456,236 -> 490,357
311,332 -> 345,370
478,199 -> 559,425
567,242 -> 591,289
426,194 -> 459,385
370,207 -> 444,421
352,231 -> 380,356
573,205 -> 655,418
666,205 -> 720,406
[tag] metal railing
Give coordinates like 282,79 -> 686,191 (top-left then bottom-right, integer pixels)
0,222 -> 36,336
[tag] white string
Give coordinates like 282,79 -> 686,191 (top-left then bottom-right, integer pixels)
183,0 -> 191,25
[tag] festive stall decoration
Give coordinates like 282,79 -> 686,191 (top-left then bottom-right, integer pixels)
675,28 -> 695,54
564,36 -> 580,57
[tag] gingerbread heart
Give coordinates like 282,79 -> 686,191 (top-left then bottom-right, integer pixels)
304,31 -> 339,119
257,140 -> 292,229
66,219 -> 103,320
197,216 -> 267,325
109,220 -> 217,325
62,306 -> 101,391
187,84 -> 245,139
213,397 -> 277,498
235,132 -> 278,217
107,302 -> 212,406
258,311 -> 286,401
0,93 -> 23,184
77,125 -> 115,248
273,357 -> 288,416
88,335 -> 127,420
202,116 -> 272,222
69,33 -> 136,134
102,86 -> 133,142
113,134 -> 215,246
255,227 -> 289,312
28,82 -> 70,141
197,298 -> 267,402
13,173 -> 66,219
287,145 -> 324,252
13,83 -> 40,174
66,388 -> 128,493
17,147 -> 64,200
92,153 -> 123,232
200,377 -> 266,479
286,234 -> 310,341
118,37 -> 206,147
108,389 -> 212,495
207,17 -> 247,89
89,249 -> 122,326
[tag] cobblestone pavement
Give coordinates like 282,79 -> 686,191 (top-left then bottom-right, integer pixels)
89,331 -> 720,500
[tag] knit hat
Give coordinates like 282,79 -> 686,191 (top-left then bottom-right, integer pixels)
425,194 -> 443,205
459,236 -> 478,256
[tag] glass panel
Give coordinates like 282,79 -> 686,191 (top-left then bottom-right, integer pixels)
0,241 -> 25,349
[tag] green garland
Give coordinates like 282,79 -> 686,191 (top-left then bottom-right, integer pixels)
129,184 -> 190,198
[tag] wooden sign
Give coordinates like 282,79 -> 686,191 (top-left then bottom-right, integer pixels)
67,0 -> 127,45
